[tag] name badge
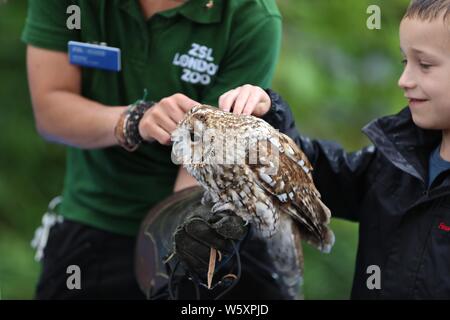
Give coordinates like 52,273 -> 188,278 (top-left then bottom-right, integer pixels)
68,41 -> 121,72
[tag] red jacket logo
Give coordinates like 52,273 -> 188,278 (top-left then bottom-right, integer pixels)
438,222 -> 450,232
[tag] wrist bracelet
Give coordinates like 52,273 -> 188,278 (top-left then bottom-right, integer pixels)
115,100 -> 155,152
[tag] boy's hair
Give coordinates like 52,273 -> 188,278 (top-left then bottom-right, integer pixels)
404,0 -> 450,21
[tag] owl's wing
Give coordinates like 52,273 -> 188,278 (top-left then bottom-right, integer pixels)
250,132 -> 335,253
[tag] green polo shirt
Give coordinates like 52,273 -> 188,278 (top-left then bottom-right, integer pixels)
22,0 -> 282,236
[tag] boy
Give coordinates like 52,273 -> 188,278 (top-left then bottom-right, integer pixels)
216,0 -> 450,299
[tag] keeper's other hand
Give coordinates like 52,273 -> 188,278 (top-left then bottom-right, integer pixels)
218,85 -> 271,117
174,212 -> 248,280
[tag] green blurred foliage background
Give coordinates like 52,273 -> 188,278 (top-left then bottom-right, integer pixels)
0,0 -> 410,299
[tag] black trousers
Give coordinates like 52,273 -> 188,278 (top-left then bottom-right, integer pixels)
35,219 -> 145,300
36,219 -> 296,300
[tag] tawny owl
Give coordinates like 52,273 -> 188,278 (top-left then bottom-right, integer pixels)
171,105 -> 335,295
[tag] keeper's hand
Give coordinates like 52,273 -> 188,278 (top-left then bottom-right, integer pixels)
138,93 -> 198,145
218,85 -> 271,117
173,211 -> 249,284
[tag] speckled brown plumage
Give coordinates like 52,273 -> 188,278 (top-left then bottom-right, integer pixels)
171,105 -> 335,292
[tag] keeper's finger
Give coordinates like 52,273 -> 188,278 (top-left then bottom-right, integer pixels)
242,91 -> 263,116
219,88 -> 240,112
232,85 -> 252,115
153,125 -> 172,145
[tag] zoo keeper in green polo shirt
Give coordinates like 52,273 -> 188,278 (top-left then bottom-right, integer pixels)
22,0 -> 281,299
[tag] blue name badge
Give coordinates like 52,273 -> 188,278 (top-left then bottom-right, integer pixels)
68,41 -> 121,72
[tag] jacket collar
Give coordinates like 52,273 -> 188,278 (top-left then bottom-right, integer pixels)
119,0 -> 223,24
362,107 -> 441,183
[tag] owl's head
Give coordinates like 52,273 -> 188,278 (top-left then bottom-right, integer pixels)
171,105 -> 215,169
171,105 -> 274,172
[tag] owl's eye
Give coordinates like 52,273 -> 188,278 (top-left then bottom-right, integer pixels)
190,131 -> 201,143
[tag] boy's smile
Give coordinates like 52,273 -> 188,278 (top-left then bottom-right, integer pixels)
399,14 -> 450,130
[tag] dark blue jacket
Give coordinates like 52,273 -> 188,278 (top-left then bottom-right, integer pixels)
262,89 -> 450,299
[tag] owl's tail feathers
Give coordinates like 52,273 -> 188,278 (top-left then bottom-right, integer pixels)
296,220 -> 335,254
290,198 -> 335,254
316,225 -> 335,254
315,199 -> 335,254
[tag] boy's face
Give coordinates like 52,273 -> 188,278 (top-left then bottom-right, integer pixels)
399,15 -> 450,130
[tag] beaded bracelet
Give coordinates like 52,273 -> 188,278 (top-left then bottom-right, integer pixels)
115,99 -> 155,152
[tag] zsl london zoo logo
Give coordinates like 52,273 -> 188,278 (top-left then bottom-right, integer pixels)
172,43 -> 219,86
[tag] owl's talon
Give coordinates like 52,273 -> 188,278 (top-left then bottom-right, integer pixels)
217,250 -> 222,262
201,192 -> 213,205
211,202 -> 234,213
